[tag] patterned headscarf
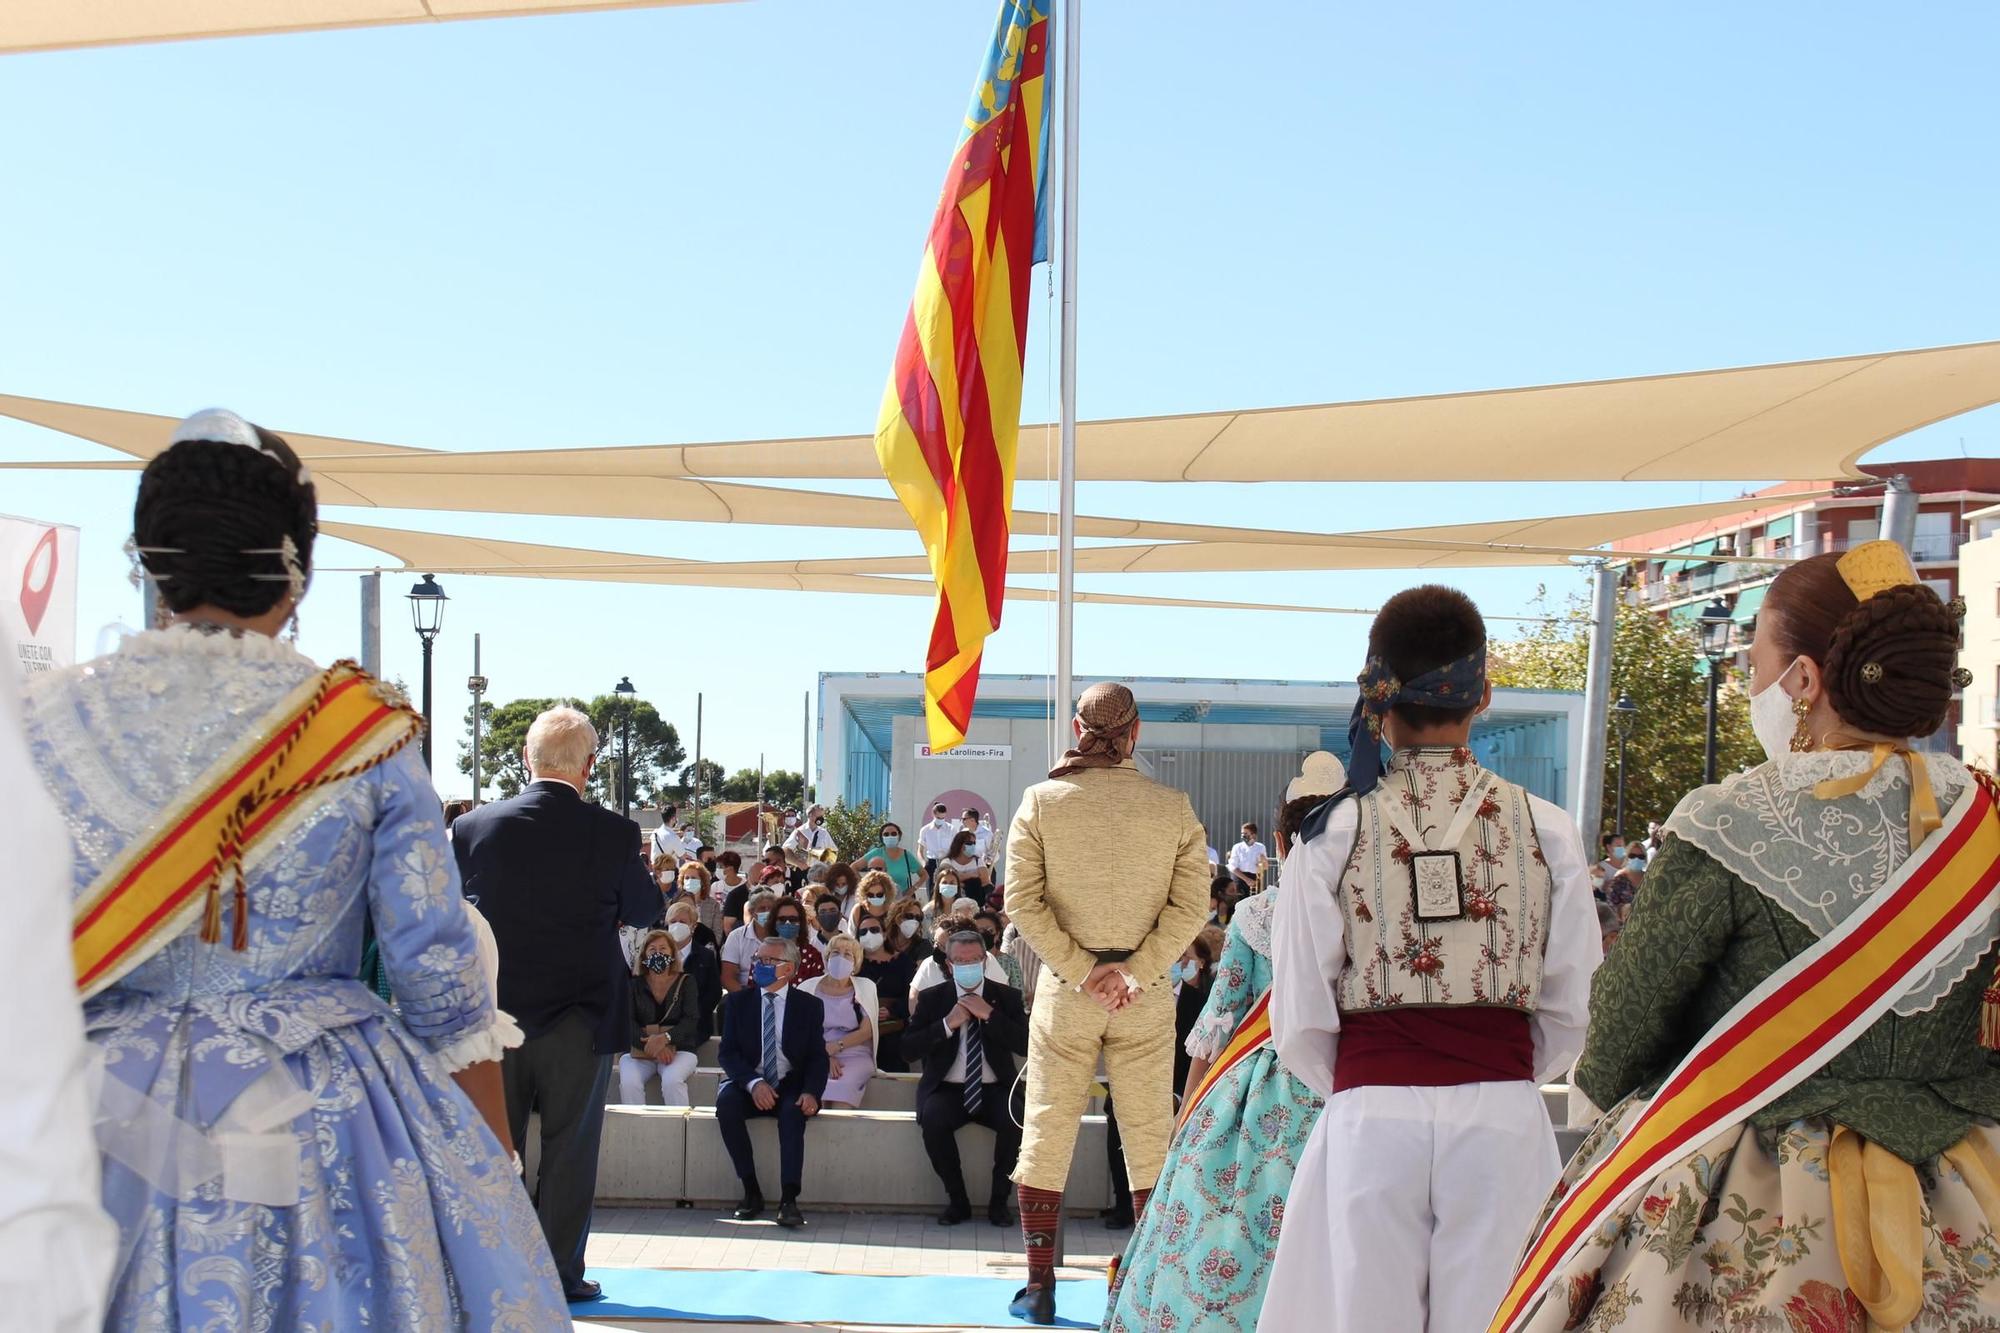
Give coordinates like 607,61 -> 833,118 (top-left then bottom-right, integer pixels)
1347,646 -> 1487,795
1049,682 -> 1141,779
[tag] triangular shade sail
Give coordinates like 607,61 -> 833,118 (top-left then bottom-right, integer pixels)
3,341 -> 1992,483
0,0 -> 726,55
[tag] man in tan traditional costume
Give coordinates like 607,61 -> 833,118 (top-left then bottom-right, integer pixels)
1002,682 -> 1210,1325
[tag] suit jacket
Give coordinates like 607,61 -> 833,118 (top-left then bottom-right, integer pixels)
718,985 -> 830,1101
902,977 -> 1030,1103
454,779 -> 659,1054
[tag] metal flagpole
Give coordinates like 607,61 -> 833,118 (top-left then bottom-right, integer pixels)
1574,561 -> 1616,845
359,571 -> 381,676
803,690 -> 811,804
468,633 -> 488,806
694,691 -> 704,834
1053,0 -> 1081,724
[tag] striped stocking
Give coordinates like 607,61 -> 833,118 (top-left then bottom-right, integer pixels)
1019,1185 -> 1063,1291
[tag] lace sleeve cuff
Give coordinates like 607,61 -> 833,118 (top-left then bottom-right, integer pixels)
431,1010 -> 523,1073
1185,1012 -> 1239,1062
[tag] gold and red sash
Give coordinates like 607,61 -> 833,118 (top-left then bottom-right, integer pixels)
1489,775 -> 2000,1333
72,660 -> 421,999
1178,990 -> 1274,1129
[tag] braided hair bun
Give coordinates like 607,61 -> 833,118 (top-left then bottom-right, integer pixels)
1762,552 -> 1961,740
133,420 -> 317,618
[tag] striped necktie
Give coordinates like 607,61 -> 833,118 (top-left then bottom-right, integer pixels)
762,993 -> 780,1087
962,1001 -> 985,1115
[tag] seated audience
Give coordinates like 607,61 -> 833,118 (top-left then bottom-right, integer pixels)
904,930 -> 1029,1227
942,831 -> 986,898
1173,932 -> 1218,1097
859,907 -> 920,1073
769,896 -> 824,982
807,884 -> 846,956
666,898 -> 722,1043
679,860 -> 722,943
716,850 -> 751,933
853,869 -> 897,930
715,939 -> 827,1228
800,934 -> 877,1108
821,862 -> 860,917
619,929 -> 701,1105
860,820 -> 925,893
721,889 -> 777,992
973,908 -> 1022,990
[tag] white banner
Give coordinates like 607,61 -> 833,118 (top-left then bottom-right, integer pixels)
916,743 -> 1012,761
1,514 -> 80,678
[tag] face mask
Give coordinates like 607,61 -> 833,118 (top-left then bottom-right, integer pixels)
775,921 -> 800,941
668,921 -> 693,944
751,960 -> 780,988
1169,961 -> 1193,985
952,962 -> 987,991
755,911 -> 771,928
859,930 -> 885,951
816,909 -> 840,930
1749,658 -> 1805,763
938,885 -> 957,899
825,954 -> 856,980
1608,848 -> 1626,864
899,918 -> 920,939
979,932 -> 997,951
643,953 -> 670,974
682,880 -> 702,895
867,894 -> 887,908
883,835 -> 901,848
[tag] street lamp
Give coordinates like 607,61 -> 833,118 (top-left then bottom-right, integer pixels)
1612,692 -> 1638,840
406,574 -> 447,770
614,675 -> 637,818
1697,597 -> 1734,785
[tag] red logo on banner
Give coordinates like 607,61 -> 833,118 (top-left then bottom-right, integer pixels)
20,526 -> 57,635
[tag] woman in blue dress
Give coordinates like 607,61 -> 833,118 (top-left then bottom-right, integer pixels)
1103,754 -> 1344,1333
24,411 -> 567,1329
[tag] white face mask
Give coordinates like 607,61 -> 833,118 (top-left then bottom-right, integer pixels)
899,918 -> 920,939
667,921 -> 694,944
858,930 -> 885,951
1749,658 -> 1805,763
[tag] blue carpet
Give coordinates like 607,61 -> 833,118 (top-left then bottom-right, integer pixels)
574,1266 -> 1108,1327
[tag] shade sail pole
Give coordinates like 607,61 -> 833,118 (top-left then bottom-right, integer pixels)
1053,0 -> 1080,724
1574,560 -> 1616,844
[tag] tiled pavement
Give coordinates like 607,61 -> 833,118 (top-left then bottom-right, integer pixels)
579,1206 -> 1121,1331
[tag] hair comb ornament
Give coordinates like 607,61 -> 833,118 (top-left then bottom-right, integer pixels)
1835,540 -> 1920,602
1954,666 -> 1975,690
172,408 -> 310,486
1860,663 -> 1885,684
123,536 -> 182,588
1948,595 -> 1968,620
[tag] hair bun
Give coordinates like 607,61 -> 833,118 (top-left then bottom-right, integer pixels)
1822,582 -> 1960,738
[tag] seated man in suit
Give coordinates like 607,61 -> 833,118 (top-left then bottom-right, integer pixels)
903,930 -> 1031,1227
716,937 -> 828,1228
453,705 -> 660,1303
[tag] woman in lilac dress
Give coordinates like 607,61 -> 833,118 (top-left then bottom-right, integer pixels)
802,935 -> 878,1108
24,412 -> 566,1329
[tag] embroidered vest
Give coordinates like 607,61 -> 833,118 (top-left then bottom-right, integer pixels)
1335,748 -> 1553,1014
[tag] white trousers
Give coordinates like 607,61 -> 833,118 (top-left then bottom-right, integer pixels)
1258,1081 -> 1558,1333
616,1051 -> 698,1106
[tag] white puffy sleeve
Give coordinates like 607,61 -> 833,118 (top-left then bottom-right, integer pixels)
1270,800 -> 1357,1099
1526,796 -> 1604,1084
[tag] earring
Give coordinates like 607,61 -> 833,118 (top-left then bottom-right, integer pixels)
1789,695 -> 1814,753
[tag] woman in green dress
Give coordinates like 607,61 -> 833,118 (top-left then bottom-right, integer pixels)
1512,546 -> 2000,1332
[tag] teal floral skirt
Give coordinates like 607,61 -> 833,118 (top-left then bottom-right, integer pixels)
1102,1049 -> 1323,1333
1515,1098 -> 2000,1332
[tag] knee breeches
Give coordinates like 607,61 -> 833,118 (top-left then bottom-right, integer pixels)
1014,973 -> 1175,1193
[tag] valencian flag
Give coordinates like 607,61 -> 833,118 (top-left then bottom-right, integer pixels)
874,0 -> 1052,751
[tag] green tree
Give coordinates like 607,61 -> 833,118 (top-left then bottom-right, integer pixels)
1490,599 -> 1763,847
822,798 -> 879,863
718,768 -> 806,809
678,759 -> 727,804
458,694 -> 685,804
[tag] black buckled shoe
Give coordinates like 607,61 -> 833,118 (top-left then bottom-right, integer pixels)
1008,1284 -> 1056,1325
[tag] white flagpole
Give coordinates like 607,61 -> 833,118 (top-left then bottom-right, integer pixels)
1054,0 -> 1081,723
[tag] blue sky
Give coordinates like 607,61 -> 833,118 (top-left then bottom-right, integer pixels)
3,0 -> 1998,794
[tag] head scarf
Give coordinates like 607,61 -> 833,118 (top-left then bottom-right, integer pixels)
1347,646 -> 1486,796
1049,682 -> 1141,779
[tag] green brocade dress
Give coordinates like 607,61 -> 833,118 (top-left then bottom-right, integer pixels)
1517,749 -> 2000,1332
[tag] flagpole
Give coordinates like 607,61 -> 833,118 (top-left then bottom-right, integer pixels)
1054,0 -> 1081,724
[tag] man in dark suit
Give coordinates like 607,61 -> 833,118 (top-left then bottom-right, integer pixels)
716,937 -> 828,1228
903,930 -> 1030,1227
453,705 -> 659,1303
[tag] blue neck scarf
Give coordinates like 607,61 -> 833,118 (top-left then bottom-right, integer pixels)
1347,647 -> 1487,796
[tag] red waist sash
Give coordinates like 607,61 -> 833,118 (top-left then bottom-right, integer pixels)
1333,1008 -> 1533,1091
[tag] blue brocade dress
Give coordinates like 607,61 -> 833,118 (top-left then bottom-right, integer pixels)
1103,890 -> 1325,1333
23,628 -> 567,1330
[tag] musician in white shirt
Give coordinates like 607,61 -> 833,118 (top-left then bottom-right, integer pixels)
1226,823 -> 1268,892
918,803 -> 959,879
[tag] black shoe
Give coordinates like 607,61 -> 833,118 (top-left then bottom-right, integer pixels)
987,1197 -> 1016,1227
937,1198 -> 972,1226
564,1279 -> 603,1303
777,1195 -> 806,1229
733,1185 -> 765,1220
1103,1202 -> 1134,1231
1008,1284 -> 1056,1325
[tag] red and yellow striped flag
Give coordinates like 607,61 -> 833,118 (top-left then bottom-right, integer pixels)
874,0 -> 1052,751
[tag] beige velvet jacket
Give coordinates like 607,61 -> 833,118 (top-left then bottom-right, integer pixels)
1002,760 -> 1212,988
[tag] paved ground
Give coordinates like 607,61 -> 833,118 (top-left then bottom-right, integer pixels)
579,1206 -> 1121,1331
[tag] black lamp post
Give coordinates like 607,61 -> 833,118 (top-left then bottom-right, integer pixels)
406,574 -> 447,770
1612,692 -> 1638,840
614,676 -> 637,817
1697,597 -> 1734,785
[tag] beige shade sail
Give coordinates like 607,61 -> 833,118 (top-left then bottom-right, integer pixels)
318,522 -> 1380,616
0,0 -> 728,55
3,342 -> 1993,486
